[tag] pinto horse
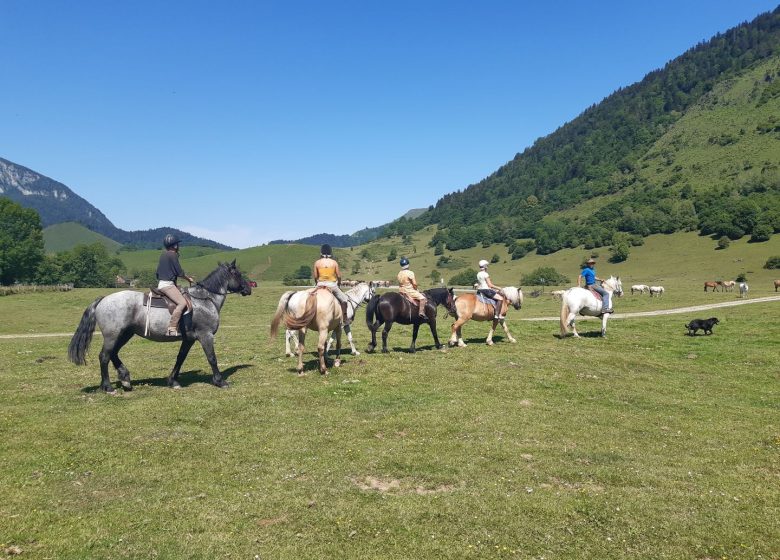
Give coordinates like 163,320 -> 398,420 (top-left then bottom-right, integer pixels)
559,276 -> 623,338
448,286 -> 523,347
365,287 -> 456,353
68,260 -> 252,392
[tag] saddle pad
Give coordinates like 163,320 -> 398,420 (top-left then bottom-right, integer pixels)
588,287 -> 603,301
476,293 -> 496,307
143,293 -> 173,309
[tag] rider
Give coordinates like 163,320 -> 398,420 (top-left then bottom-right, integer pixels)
156,234 -> 195,337
397,257 -> 427,318
313,244 -> 350,325
476,259 -> 506,319
578,257 -> 612,314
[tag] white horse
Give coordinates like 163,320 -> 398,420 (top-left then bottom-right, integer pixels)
560,276 -> 623,338
285,282 -> 375,357
631,284 -> 649,295
738,282 -> 749,298
649,286 -> 664,297
721,280 -> 736,292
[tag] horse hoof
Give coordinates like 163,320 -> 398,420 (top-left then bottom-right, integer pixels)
120,380 -> 133,391
215,381 -> 230,389
509,339 -> 517,344
381,349 -> 389,354
486,341 -> 494,346
334,360 -> 341,368
102,386 -> 117,394
352,350 -> 360,356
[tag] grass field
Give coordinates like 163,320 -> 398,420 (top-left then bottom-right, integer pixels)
43,222 -> 122,254
1,279 -> 778,559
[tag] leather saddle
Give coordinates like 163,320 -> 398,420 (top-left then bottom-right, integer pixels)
587,286 -> 603,301
143,287 -> 193,315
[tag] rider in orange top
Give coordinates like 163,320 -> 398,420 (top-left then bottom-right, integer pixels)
397,257 -> 427,318
314,244 -> 350,324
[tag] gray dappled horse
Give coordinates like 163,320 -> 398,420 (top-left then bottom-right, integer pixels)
68,260 -> 252,392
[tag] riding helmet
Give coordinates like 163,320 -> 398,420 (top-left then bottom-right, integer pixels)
320,244 -> 332,257
163,234 -> 181,249
399,257 -> 410,267
478,259 -> 489,268
586,258 -> 596,264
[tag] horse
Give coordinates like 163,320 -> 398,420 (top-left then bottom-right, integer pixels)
704,281 -> 719,292
271,286 -> 349,375
649,285 -> 664,297
284,282 -> 375,358
448,286 -> 523,347
738,282 -> 749,298
365,287 -> 456,353
775,279 -> 780,292
721,280 -> 736,292
631,284 -> 649,295
68,260 -> 252,393
559,276 -> 624,338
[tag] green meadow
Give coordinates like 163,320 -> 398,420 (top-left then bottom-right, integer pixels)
1,265 -> 778,558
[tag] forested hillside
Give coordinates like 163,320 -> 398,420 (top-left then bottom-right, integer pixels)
381,7 -> 780,255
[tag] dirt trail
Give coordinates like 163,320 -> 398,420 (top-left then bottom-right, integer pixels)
1,296 -> 778,339
521,294 -> 780,321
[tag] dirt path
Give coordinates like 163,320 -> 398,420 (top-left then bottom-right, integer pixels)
1,296 -> 778,339
520,294 -> 780,321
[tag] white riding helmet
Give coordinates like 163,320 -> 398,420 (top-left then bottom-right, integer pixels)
478,259 -> 489,269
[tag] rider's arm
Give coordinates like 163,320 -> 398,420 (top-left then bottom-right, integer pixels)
334,262 -> 341,284
577,273 -> 584,288
313,262 -> 320,282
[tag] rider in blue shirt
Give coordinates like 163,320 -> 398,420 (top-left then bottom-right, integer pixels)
578,258 -> 612,313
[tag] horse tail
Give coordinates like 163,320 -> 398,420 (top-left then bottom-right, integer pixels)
270,291 -> 296,339
366,294 -> 380,327
68,297 -> 104,365
285,292 -> 319,330
559,298 -> 570,337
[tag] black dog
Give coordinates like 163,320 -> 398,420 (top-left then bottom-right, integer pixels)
685,317 -> 719,336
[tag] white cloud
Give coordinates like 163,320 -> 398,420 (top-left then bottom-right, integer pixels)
178,224 -> 264,249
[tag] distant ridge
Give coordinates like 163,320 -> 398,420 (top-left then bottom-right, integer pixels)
0,157 -> 233,250
270,208 -> 428,247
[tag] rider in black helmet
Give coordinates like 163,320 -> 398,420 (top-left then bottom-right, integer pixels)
156,234 -> 194,336
313,244 -> 351,325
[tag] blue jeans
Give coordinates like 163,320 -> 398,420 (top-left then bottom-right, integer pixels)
588,284 -> 610,310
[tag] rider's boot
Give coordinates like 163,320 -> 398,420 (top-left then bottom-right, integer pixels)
601,294 -> 613,314
418,299 -> 427,319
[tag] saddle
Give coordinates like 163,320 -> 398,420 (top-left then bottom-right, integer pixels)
587,286 -> 603,301
476,292 -> 498,308
143,287 -> 193,315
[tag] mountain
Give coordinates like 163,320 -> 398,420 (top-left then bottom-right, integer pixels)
379,7 -> 780,254
269,208 -> 428,247
0,157 -> 233,250
42,222 -> 122,253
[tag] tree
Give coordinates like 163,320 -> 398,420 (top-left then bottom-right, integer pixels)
294,265 -> 312,280
449,268 -> 477,286
387,248 -> 397,262
0,198 -> 45,285
429,269 -> 441,284
433,242 -> 444,256
60,243 -> 124,288
750,223 -> 772,242
609,233 -> 631,263
717,236 -> 730,250
521,267 -> 570,286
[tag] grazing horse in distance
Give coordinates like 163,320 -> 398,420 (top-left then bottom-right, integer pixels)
285,281 -> 375,357
68,260 -> 252,392
721,280 -> 736,292
560,276 -> 623,338
775,279 -> 780,292
449,286 -> 524,347
271,286 -> 346,375
365,287 -> 456,353
631,284 -> 649,295
649,286 -> 664,297
704,281 -> 719,292
738,282 -> 749,298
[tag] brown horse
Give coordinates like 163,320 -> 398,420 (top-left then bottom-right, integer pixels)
704,281 -> 719,292
449,287 -> 523,347
774,279 -> 780,292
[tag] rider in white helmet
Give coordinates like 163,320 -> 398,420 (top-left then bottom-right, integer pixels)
476,259 -> 506,319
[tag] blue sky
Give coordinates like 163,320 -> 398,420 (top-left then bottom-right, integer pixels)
1,1 -> 777,248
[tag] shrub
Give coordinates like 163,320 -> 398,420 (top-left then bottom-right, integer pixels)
490,254 -> 500,264
717,236 -> 730,250
764,256 -> 780,269
429,270 -> 441,284
387,248 -> 397,262
521,267 -> 569,286
750,224 -> 772,242
448,268 -> 477,286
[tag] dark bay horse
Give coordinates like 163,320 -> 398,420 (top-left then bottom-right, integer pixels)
68,260 -> 252,392
365,287 -> 456,353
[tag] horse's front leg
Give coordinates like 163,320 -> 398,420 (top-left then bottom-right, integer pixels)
317,328 -> 329,375
486,319 -> 498,346
500,319 -> 516,344
429,318 -> 443,349
343,324 -> 359,355
199,334 -> 228,388
169,338 -> 195,388
449,316 -> 467,347
601,315 -> 608,337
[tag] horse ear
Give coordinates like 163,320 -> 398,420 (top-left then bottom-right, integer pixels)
230,259 -> 236,267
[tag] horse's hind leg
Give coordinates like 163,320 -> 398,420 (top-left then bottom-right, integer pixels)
410,323 -> 420,353
296,329 -> 307,375
367,321 -> 381,353
98,340 -> 116,393
110,329 -> 135,391
381,321 -> 394,353
317,328 -> 329,375
567,313 -> 580,338
169,338 -> 195,388
200,334 -> 228,388
429,318 -> 444,350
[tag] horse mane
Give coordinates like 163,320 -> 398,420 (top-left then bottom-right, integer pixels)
502,286 -> 522,304
423,287 -> 450,301
197,263 -> 231,293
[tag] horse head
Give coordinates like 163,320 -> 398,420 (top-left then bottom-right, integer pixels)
225,259 -> 252,296
365,281 -> 377,302
504,286 -> 523,310
444,287 -> 457,314
605,275 -> 623,297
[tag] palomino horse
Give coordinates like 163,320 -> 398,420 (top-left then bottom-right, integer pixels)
631,284 -> 649,295
704,281 -> 719,292
448,286 -> 523,347
365,287 -> 456,353
68,260 -> 252,392
559,276 -> 623,338
721,280 -> 736,292
271,286 -> 346,375
284,281 -> 375,357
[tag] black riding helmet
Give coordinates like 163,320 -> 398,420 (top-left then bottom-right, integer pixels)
321,244 -> 332,257
164,234 -> 181,249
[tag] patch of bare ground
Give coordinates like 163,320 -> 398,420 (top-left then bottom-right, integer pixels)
352,476 -> 460,495
540,477 -> 605,494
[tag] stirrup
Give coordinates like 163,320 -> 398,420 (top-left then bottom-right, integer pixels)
166,327 -> 181,337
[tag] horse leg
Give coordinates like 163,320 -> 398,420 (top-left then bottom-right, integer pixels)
296,329 -> 307,376
317,328 -> 329,375
449,314 -> 468,347
333,327 -> 342,368
486,319 -> 498,346
381,321 -> 393,353
601,315 -> 608,337
343,324 -> 359,356
410,323 -> 420,353
500,318 -> 516,344
98,337 -> 117,393
367,321 -> 381,353
110,329 -> 135,391
567,313 -> 579,338
168,338 -> 195,388
199,334 -> 228,388
429,318 -> 443,350
285,329 -> 295,357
